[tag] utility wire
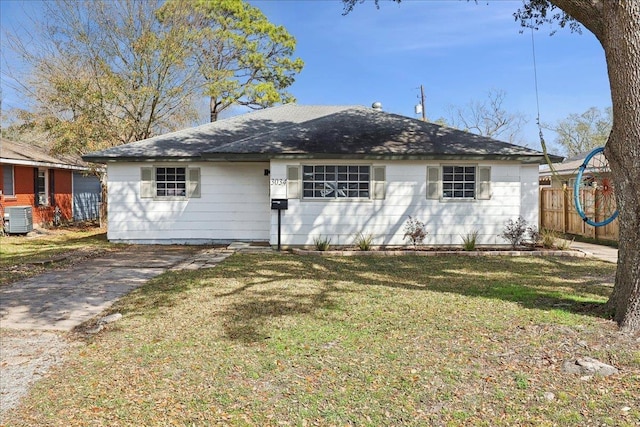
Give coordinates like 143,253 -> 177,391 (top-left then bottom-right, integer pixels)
530,25 -> 560,182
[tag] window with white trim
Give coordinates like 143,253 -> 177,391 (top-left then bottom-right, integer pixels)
37,168 -> 49,205
302,165 -> 370,199
140,166 -> 200,199
442,166 -> 476,199
2,165 -> 14,196
156,166 -> 186,197
427,165 -> 491,200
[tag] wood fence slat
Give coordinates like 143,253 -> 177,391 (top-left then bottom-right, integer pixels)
539,187 -> 618,241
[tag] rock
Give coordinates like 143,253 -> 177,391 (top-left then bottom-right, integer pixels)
543,392 -> 555,401
86,325 -> 104,334
561,357 -> 619,377
98,313 -> 122,325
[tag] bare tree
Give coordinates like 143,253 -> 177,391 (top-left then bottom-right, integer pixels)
4,0 -> 198,155
445,89 -> 527,144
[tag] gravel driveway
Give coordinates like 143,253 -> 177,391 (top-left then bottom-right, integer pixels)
0,330 -> 73,417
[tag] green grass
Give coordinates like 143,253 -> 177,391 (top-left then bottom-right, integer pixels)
5,253 -> 639,426
0,226 -> 115,285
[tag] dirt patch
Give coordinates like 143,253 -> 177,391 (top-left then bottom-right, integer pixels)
1,247 -> 113,287
0,330 -> 76,421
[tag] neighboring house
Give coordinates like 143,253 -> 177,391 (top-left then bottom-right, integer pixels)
539,151 -> 610,189
0,138 -> 101,225
83,104 -> 560,247
538,150 -> 617,241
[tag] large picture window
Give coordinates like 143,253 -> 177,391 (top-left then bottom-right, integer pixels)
442,166 -> 476,199
156,167 -> 186,197
302,165 -> 370,199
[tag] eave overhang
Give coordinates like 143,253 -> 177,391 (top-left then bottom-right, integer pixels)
83,153 -> 559,165
0,158 -> 92,171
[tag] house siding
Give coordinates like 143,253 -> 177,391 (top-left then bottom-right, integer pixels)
269,160 -> 538,247
0,165 -> 73,225
520,165 -> 539,227
73,172 -> 101,221
106,162 -> 271,243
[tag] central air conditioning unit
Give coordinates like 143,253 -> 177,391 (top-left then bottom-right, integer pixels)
5,206 -> 34,234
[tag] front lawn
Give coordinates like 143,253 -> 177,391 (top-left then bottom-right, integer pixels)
5,254 -> 639,426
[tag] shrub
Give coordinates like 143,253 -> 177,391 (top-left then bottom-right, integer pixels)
403,216 -> 427,247
541,229 -> 558,249
313,236 -> 331,251
461,230 -> 479,251
353,232 -> 374,251
499,217 -> 529,249
527,225 -> 541,247
556,237 -> 573,250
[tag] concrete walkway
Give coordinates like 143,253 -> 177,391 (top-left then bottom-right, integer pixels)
0,245 -> 258,331
565,240 -> 618,264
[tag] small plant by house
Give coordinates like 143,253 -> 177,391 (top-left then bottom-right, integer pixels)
313,236 -> 331,251
500,217 -> 539,249
403,216 -> 427,248
540,229 -> 574,250
541,229 -> 558,249
527,225 -> 541,248
461,230 -> 479,251
556,237 -> 573,250
353,232 -> 374,251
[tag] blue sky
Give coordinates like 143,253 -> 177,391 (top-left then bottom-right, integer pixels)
1,0 -> 611,152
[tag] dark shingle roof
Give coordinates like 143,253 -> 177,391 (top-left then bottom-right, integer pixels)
83,104 -> 558,164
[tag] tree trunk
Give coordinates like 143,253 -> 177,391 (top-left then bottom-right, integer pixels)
600,2 -> 640,332
210,96 -> 218,122
99,178 -> 108,230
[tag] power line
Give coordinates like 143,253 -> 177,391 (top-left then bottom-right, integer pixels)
530,24 -> 560,181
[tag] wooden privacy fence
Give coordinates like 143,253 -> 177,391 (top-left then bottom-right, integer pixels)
539,187 -> 619,241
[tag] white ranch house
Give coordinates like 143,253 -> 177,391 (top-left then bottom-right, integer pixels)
83,104 -> 559,247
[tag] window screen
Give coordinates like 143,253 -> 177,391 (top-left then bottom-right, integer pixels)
156,167 -> 186,197
442,166 -> 476,199
2,165 -> 14,196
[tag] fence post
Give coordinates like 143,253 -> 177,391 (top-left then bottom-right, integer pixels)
563,187 -> 569,234
539,188 -> 544,230
591,189 -> 596,238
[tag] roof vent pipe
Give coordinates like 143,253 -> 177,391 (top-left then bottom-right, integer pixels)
371,102 -> 383,111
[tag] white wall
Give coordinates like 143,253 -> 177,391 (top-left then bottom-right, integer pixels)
520,165 -> 540,227
107,162 -> 270,244
106,160 -> 540,246
269,160 -> 540,247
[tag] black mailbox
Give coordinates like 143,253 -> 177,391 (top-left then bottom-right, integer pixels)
271,198 -> 288,210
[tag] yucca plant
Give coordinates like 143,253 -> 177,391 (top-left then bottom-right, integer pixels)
353,232 -> 374,251
541,229 -> 558,249
313,236 -> 331,251
461,230 -> 479,251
